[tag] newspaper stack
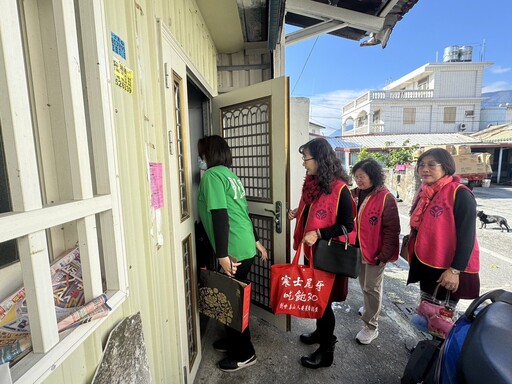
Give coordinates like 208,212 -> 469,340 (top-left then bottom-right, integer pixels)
0,248 -> 110,364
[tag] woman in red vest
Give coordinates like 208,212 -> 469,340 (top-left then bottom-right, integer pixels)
407,148 -> 480,314
351,158 -> 400,345
288,138 -> 355,369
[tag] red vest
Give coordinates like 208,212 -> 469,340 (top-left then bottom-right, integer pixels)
355,187 -> 399,264
293,179 -> 356,253
413,182 -> 479,273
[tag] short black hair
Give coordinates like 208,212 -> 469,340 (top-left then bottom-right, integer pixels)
417,148 -> 455,176
198,135 -> 232,168
351,158 -> 385,187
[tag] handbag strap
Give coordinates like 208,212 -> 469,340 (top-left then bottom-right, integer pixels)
291,243 -> 315,268
291,243 -> 303,265
328,225 -> 349,251
432,283 -> 451,305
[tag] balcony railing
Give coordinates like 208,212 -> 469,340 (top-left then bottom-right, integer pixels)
343,89 -> 434,113
343,123 -> 384,136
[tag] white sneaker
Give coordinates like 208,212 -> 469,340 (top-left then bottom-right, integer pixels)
358,306 -> 365,316
356,325 -> 379,345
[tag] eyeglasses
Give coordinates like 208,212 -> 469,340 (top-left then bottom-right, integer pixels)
302,157 -> 315,162
418,161 -> 442,169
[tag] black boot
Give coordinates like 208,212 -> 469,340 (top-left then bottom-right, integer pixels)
300,330 -> 321,345
300,336 -> 337,369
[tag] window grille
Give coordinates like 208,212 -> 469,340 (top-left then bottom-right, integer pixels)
173,76 -> 190,220
221,99 -> 271,203
182,235 -> 198,368
0,1 -> 127,380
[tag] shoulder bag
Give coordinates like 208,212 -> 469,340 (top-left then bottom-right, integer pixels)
313,225 -> 361,278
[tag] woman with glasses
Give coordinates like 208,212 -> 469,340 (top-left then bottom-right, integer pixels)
406,148 -> 480,330
350,158 -> 400,345
288,137 -> 355,369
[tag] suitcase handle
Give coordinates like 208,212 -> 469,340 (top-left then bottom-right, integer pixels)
465,289 -> 512,319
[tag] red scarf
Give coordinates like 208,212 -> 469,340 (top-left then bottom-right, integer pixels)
410,176 -> 453,229
301,175 -> 322,204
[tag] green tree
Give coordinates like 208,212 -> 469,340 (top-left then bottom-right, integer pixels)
357,147 -> 373,162
358,140 -> 419,168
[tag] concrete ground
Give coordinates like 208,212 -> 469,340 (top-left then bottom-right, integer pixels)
194,184 -> 511,383
194,258 -> 427,384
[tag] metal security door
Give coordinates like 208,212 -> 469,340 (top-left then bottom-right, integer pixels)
212,77 -> 290,331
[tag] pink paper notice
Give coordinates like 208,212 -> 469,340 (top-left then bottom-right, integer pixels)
149,162 -> 164,209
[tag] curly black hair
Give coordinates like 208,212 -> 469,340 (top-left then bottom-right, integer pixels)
299,138 -> 349,195
351,158 -> 385,187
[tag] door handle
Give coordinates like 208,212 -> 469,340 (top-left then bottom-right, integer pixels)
264,201 -> 282,234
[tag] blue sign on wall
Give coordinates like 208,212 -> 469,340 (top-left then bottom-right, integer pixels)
111,32 -> 126,60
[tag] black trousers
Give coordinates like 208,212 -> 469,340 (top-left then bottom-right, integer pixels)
223,256 -> 256,361
316,301 -> 335,345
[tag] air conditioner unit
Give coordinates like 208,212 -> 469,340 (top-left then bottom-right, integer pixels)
465,110 -> 475,117
459,123 -> 467,132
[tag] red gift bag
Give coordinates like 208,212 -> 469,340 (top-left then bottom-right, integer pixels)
270,244 -> 335,319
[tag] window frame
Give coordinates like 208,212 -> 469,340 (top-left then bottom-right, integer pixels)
444,107 -> 457,123
403,107 -> 416,124
172,74 -> 191,221
417,76 -> 429,90
0,1 -> 127,382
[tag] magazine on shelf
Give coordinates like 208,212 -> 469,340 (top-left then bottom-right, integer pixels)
0,248 -> 110,364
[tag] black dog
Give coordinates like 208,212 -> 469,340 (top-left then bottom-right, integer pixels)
477,210 -> 510,232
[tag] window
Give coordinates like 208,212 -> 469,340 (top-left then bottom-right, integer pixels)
1,1 -> 127,380
465,110 -> 475,117
222,99 -> 271,202
173,75 -> 190,220
444,107 -> 456,123
418,76 -> 429,90
403,108 -> 416,124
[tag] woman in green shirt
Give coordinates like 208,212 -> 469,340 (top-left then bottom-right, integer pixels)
197,135 -> 267,372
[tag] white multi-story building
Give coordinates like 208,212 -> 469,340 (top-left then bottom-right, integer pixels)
341,46 -> 491,136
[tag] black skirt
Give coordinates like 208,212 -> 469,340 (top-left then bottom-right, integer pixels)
407,254 -> 480,301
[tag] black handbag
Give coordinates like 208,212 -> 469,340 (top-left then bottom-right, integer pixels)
313,226 -> 361,278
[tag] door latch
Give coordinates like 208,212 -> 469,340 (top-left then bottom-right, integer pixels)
264,201 -> 282,233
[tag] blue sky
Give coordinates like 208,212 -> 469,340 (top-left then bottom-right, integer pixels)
285,0 -> 512,134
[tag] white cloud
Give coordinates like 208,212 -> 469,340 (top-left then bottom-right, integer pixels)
308,89 -> 368,134
482,81 -> 512,93
489,65 -> 511,75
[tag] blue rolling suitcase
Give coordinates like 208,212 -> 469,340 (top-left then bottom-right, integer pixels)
436,289 -> 512,384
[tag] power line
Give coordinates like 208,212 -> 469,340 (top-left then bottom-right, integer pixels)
291,37 -> 319,96
310,117 -> 339,131
309,104 -> 343,111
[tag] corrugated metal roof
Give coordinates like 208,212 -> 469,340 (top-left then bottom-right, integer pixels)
470,123 -> 512,143
325,133 -> 489,150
